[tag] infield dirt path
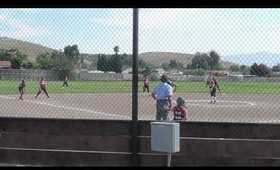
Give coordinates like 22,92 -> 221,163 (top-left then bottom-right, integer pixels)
0,92 -> 279,123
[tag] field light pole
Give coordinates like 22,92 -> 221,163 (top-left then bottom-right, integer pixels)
131,8 -> 139,166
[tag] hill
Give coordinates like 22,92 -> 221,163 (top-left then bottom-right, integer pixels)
0,37 -> 56,62
0,37 -> 236,69
139,52 -> 193,67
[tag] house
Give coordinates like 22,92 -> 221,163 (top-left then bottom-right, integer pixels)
122,68 -> 132,74
0,61 -> 12,69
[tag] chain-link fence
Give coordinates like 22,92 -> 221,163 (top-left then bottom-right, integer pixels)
0,8 -> 280,123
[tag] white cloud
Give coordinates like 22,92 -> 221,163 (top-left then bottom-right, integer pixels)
0,15 -> 48,38
1,8 -> 280,55
89,9 -> 132,28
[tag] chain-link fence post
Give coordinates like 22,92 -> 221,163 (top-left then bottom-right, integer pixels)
131,8 -> 140,166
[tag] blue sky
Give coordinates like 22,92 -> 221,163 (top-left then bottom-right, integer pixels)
1,8 -> 280,58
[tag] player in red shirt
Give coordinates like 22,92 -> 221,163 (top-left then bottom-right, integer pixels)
35,77 -> 50,99
143,76 -> 150,93
171,97 -> 188,121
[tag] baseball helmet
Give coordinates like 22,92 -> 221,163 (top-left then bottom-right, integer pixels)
177,97 -> 186,106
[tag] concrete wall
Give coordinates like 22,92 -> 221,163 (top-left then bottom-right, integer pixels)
0,118 -> 280,166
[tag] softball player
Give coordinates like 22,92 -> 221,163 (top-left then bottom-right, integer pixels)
35,77 -> 50,99
143,76 -> 150,93
62,75 -> 69,87
18,79 -> 26,100
208,76 -> 221,103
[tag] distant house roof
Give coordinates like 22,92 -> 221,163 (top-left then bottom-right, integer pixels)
122,68 -> 132,74
88,70 -> 104,73
0,61 -> 12,68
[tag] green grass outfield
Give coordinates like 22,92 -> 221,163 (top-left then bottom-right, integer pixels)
1,80 -> 280,95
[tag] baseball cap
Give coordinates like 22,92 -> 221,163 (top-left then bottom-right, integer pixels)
160,74 -> 168,82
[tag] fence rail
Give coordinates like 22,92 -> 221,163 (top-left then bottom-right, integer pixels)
3,69 -> 280,82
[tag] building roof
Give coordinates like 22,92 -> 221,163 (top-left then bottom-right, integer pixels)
0,61 -> 12,67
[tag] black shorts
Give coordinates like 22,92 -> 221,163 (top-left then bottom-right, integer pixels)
40,85 -> 46,90
19,87 -> 23,92
210,87 -> 216,97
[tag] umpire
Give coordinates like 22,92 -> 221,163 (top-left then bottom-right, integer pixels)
151,74 -> 174,121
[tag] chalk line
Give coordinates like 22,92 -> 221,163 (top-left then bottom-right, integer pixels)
0,95 -> 130,119
172,99 -> 256,107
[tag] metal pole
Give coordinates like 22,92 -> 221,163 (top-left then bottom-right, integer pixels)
131,8 -> 139,166
167,152 -> 172,167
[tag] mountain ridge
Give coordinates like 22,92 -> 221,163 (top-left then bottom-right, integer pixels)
0,37 -> 236,69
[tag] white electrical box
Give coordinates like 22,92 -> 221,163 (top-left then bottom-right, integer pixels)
151,122 -> 180,153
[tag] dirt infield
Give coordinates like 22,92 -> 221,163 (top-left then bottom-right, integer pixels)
0,92 -> 280,123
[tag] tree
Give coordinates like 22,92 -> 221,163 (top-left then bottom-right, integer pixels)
214,63 -> 224,70
121,53 -> 132,66
112,48 -> 122,73
240,65 -> 246,70
36,50 -> 74,80
209,50 -> 220,69
97,54 -> 102,70
0,50 -> 10,61
230,64 -> 240,72
142,65 -> 153,76
161,62 -> 170,71
240,65 -> 250,75
0,49 -> 28,69
63,45 -> 80,67
36,53 -> 54,70
258,64 -> 272,77
190,51 -> 222,71
250,63 -> 271,77
191,52 -> 209,70
22,61 -> 33,69
113,46 -> 119,56
169,60 -> 178,69
250,63 -> 258,75
97,54 -> 107,71
272,64 -> 280,72
138,59 -> 146,69
113,55 -> 122,73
